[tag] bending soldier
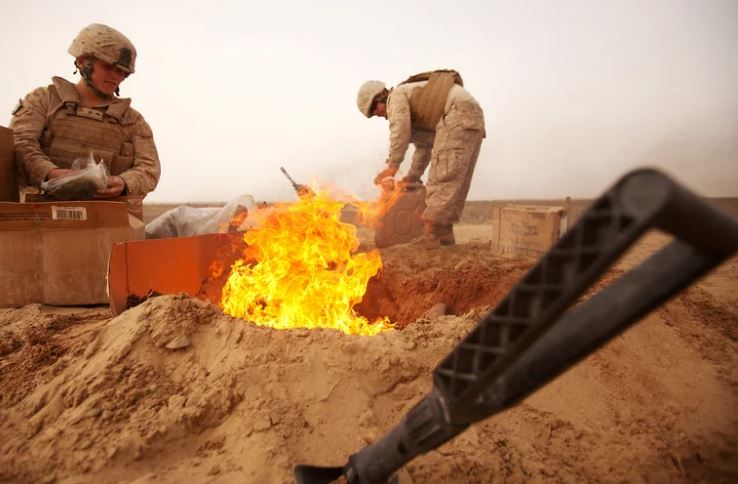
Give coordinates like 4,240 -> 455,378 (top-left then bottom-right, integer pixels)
357,70 -> 485,247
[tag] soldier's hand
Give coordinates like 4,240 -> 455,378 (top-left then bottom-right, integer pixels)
95,175 -> 127,198
373,165 -> 398,185
401,171 -> 422,184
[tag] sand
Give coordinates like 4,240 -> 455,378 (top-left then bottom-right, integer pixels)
0,200 -> 736,483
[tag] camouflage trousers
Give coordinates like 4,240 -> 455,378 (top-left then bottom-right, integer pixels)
422,101 -> 485,226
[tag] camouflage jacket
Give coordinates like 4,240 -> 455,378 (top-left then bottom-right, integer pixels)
10,77 -> 160,196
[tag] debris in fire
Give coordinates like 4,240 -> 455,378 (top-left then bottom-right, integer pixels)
220,188 -> 393,336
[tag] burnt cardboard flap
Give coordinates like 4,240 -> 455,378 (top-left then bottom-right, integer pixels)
0,201 -> 144,307
0,126 -> 19,202
107,232 -> 247,316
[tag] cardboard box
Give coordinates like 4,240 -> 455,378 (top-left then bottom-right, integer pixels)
24,193 -> 145,221
0,201 -> 144,307
108,232 -> 247,315
0,126 -> 19,202
492,204 -> 568,258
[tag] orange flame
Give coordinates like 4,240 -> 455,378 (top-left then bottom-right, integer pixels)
220,189 -> 393,336
347,180 -> 406,228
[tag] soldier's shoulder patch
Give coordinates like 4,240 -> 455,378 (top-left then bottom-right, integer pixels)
11,99 -> 23,116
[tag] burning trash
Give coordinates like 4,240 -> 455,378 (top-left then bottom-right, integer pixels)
220,188 -> 393,336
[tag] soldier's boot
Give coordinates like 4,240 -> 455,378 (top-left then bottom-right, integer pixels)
436,224 -> 456,246
415,223 -> 454,249
412,222 -> 439,249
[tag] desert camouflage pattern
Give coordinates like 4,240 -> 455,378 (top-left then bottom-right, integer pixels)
11,77 -> 160,196
407,71 -> 459,132
68,23 -> 137,73
386,82 -> 485,225
424,100 -> 484,225
356,80 -> 386,117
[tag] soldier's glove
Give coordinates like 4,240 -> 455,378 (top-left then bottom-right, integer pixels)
400,171 -> 422,184
373,165 -> 399,185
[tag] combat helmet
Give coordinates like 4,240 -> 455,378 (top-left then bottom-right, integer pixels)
356,80 -> 386,117
68,23 -> 137,74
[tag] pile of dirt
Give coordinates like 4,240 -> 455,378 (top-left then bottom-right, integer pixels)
0,232 -> 736,483
0,293 -> 481,482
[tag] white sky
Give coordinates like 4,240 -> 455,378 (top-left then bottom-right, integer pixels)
1,0 -> 737,203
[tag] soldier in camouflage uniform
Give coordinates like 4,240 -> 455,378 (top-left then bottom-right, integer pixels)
11,23 -> 160,199
357,71 -> 485,247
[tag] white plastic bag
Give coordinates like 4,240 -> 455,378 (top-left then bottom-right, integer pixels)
145,194 -> 257,239
40,152 -> 108,200
197,194 -> 256,235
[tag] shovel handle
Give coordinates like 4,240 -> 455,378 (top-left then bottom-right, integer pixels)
340,168 -> 738,483
434,168 -> 738,423
345,391 -> 466,484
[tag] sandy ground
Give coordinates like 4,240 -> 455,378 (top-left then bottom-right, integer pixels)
0,199 -> 736,483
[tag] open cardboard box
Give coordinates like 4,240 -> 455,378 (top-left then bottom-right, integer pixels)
0,201 -> 144,307
0,125 -> 149,307
107,232 -> 247,315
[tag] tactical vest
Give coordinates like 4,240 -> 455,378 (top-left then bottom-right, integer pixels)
40,78 -> 135,175
400,70 -> 464,132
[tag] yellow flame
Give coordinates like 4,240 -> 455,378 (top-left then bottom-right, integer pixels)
220,189 -> 393,336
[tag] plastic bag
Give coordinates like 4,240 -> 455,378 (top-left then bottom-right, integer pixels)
144,206 -> 220,239
145,194 -> 257,239
197,194 -> 257,235
40,152 -> 108,200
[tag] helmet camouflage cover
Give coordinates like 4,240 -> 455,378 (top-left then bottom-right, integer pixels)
356,80 -> 386,117
68,23 -> 137,74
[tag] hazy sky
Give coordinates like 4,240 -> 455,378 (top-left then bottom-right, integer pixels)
1,0 -> 737,202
